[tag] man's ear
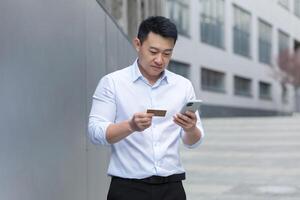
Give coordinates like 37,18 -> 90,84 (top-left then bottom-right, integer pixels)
133,37 -> 141,52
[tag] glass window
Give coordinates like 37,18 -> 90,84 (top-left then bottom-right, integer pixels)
295,0 -> 300,17
281,83 -> 289,103
233,5 -> 251,58
199,0 -> 225,48
166,0 -> 190,37
168,60 -> 190,79
234,76 -> 252,97
201,68 -> 226,93
259,81 -> 272,100
258,19 -> 272,65
278,0 -> 290,9
278,30 -> 290,54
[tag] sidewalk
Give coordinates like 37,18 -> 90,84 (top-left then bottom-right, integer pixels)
181,114 -> 300,200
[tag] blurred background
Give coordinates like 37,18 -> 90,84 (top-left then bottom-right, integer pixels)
0,0 -> 299,200
100,0 -> 300,117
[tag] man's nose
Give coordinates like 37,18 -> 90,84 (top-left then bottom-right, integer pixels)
154,54 -> 163,65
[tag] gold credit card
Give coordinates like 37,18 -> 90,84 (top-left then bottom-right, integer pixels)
146,109 -> 167,117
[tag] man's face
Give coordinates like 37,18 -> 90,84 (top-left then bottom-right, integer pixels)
134,32 -> 175,82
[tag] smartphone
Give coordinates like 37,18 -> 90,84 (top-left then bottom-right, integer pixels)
180,100 -> 202,114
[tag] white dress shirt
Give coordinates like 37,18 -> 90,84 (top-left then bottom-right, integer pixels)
88,59 -> 204,179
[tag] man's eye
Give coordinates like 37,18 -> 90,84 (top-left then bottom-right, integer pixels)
150,51 -> 157,54
163,52 -> 172,57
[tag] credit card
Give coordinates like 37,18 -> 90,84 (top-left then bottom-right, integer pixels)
146,109 -> 167,117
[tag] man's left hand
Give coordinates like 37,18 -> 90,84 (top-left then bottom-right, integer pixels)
173,111 -> 197,132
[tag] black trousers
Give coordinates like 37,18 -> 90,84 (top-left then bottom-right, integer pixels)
107,175 -> 186,200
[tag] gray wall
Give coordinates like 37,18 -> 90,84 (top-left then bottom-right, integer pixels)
0,0 -> 136,200
296,88 -> 300,112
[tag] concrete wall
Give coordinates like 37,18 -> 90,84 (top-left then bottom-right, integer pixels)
0,0 -> 135,200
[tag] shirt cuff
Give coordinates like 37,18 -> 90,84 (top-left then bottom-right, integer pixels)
88,119 -> 112,146
182,128 -> 205,149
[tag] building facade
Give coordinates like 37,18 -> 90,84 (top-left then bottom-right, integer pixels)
165,0 -> 300,117
99,0 -> 164,39
101,0 -> 300,117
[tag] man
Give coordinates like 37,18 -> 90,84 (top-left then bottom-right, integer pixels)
88,16 -> 204,200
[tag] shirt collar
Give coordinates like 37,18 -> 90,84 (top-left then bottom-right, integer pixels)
131,59 -> 143,82
131,58 -> 169,85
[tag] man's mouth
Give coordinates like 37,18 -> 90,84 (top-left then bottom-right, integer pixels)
151,65 -> 163,70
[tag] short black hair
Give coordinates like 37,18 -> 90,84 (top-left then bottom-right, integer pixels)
137,16 -> 178,44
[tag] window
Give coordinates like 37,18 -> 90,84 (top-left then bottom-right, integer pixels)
258,19 -> 272,65
259,81 -> 272,100
295,0 -> 300,17
278,0 -> 290,10
168,60 -> 190,79
234,76 -> 252,97
278,30 -> 290,54
199,0 -> 225,48
281,83 -> 288,103
233,5 -> 251,58
201,68 -> 226,93
295,40 -> 300,52
166,0 -> 190,37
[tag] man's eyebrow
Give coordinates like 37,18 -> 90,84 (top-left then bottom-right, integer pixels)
149,47 -> 173,52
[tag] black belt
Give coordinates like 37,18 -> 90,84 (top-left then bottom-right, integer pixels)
112,173 -> 185,185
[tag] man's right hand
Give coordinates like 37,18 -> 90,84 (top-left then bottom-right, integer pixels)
129,112 -> 154,132
106,112 -> 154,144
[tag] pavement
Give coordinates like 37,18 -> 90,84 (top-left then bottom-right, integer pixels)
181,114 -> 300,200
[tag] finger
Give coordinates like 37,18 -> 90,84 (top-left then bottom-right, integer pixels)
177,114 -> 191,123
174,119 -> 189,130
140,120 -> 152,126
173,119 -> 182,127
175,115 -> 196,128
174,115 -> 188,126
146,113 -> 154,117
138,113 -> 154,118
142,124 -> 152,129
138,113 -> 154,121
173,119 -> 185,127
135,112 -> 150,118
184,111 -> 196,119
137,117 -> 152,123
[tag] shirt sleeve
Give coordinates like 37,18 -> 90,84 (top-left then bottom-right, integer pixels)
88,75 -> 116,146
181,81 -> 205,149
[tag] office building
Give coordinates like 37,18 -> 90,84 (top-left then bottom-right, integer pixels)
103,0 -> 300,116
